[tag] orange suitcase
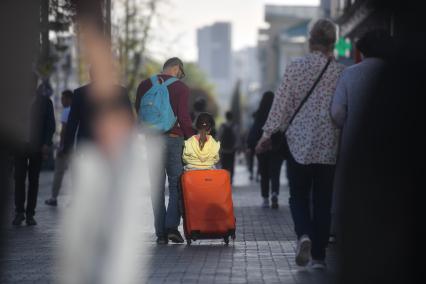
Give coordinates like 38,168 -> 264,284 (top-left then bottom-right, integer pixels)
181,169 -> 236,245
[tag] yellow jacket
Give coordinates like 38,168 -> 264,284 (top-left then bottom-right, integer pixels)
183,135 -> 220,169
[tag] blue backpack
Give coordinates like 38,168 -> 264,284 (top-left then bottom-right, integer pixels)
139,75 -> 178,132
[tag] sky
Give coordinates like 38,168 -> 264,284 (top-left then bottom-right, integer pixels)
148,0 -> 319,62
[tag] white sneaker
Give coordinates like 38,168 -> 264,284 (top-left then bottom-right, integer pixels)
262,198 -> 269,208
311,259 -> 327,270
295,235 -> 311,266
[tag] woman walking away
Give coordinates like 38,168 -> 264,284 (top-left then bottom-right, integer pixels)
183,112 -> 220,170
256,19 -> 345,269
247,91 -> 284,209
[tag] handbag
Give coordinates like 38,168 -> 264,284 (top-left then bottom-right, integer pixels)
276,58 -> 332,160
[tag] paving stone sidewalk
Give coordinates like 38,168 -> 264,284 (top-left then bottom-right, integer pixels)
0,164 -> 337,283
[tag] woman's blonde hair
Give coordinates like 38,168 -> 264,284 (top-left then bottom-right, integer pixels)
309,19 -> 337,53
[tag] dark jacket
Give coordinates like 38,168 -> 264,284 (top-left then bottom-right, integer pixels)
29,95 -> 55,151
63,84 -> 131,153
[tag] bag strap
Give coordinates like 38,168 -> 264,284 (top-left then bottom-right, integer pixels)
284,58 -> 331,134
150,75 -> 159,86
163,77 -> 178,87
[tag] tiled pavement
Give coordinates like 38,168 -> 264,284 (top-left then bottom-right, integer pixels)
0,163 -> 337,283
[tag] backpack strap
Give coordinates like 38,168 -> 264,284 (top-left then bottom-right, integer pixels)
150,75 -> 159,86
163,77 -> 178,87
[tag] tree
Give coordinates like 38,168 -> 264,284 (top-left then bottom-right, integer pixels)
113,0 -> 164,101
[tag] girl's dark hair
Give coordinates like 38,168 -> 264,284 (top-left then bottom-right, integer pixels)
195,112 -> 215,150
255,91 -> 274,126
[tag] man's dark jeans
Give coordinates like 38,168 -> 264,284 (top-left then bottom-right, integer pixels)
286,154 -> 335,260
14,151 -> 43,216
148,135 -> 184,238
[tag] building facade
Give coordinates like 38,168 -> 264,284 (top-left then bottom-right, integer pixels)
197,22 -> 233,111
257,5 -> 320,92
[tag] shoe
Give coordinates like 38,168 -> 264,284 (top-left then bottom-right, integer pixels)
45,198 -> 57,207
295,235 -> 311,266
262,198 -> 269,208
25,215 -> 37,226
311,259 -> 327,270
271,195 -> 278,209
167,229 -> 184,243
156,236 -> 168,245
12,213 -> 25,226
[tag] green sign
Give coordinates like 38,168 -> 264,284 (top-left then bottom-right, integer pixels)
335,37 -> 352,58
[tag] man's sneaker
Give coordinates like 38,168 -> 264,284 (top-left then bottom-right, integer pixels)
12,213 -> 25,226
295,235 -> 311,266
311,259 -> 327,270
156,236 -> 168,245
167,229 -> 184,243
25,215 -> 37,226
45,198 -> 58,207
271,195 -> 279,209
262,198 -> 269,208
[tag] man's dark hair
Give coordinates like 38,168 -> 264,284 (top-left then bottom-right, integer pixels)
356,29 -> 394,59
163,57 -> 185,77
225,111 -> 233,121
61,90 -> 73,100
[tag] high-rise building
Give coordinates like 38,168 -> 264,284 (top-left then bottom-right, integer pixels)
197,22 -> 232,111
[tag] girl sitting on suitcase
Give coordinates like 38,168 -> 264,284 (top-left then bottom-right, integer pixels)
183,112 -> 220,170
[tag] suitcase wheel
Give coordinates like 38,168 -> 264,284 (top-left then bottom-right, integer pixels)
224,236 -> 229,246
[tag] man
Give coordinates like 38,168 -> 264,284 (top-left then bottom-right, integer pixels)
218,111 -> 238,183
136,57 -> 194,244
13,81 -> 55,226
63,69 -> 132,154
330,29 -> 391,246
45,90 -> 73,206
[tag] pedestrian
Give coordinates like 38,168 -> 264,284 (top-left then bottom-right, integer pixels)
248,91 -> 284,209
62,68 -> 132,154
12,81 -> 56,226
330,29 -> 393,243
45,90 -> 73,207
256,19 -> 345,269
245,111 -> 257,181
217,111 -> 238,183
183,112 -> 220,170
136,57 -> 194,245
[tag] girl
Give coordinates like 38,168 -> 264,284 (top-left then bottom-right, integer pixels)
183,112 -> 220,170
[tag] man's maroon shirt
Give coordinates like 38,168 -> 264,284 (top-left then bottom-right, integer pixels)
135,74 -> 194,138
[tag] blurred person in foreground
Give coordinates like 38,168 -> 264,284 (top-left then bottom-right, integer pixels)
256,19 -> 345,269
329,27 -> 418,284
330,29 -> 393,242
58,24 -> 148,284
45,90 -> 73,207
136,57 -> 194,245
12,80 -> 56,226
63,68 -> 132,155
248,91 -> 284,209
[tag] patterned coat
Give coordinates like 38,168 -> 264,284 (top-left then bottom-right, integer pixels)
262,51 -> 345,165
